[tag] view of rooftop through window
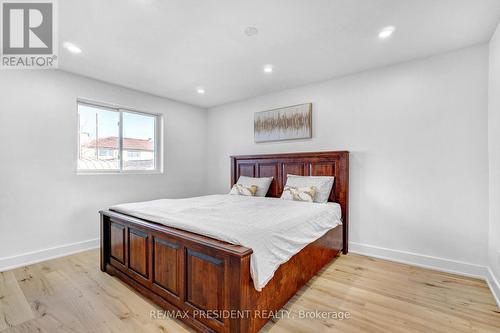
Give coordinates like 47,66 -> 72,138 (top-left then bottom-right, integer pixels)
78,103 -> 158,172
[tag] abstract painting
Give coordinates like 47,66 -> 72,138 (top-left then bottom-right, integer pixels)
254,103 -> 312,143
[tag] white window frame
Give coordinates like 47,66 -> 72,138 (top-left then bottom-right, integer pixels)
77,98 -> 163,175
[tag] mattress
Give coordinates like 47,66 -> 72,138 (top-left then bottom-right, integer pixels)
110,194 -> 342,291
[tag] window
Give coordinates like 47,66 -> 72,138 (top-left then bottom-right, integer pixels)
127,151 -> 140,158
78,101 -> 161,173
98,148 -> 114,158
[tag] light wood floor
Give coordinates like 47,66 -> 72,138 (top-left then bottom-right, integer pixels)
0,250 -> 499,333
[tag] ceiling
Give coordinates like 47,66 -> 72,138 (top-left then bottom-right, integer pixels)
59,0 -> 500,108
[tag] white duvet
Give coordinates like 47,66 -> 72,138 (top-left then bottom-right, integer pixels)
110,194 -> 342,291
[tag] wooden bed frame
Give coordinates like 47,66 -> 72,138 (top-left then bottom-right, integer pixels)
100,151 -> 349,333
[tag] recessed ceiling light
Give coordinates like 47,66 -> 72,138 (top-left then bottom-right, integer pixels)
244,26 -> 259,36
197,87 -> 205,94
63,41 -> 82,54
378,26 -> 395,40
263,64 -> 273,73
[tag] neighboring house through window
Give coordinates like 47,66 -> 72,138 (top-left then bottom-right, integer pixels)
77,101 -> 162,173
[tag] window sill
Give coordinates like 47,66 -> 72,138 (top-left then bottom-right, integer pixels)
77,170 -> 164,176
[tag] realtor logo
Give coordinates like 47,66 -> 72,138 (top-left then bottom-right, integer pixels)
1,0 -> 58,69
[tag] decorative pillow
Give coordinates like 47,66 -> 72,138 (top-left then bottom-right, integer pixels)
283,175 -> 334,203
281,186 -> 317,202
232,176 -> 273,197
229,184 -> 258,196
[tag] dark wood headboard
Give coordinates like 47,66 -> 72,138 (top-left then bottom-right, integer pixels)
230,151 -> 349,253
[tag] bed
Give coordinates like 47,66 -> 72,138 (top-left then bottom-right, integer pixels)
100,151 -> 349,333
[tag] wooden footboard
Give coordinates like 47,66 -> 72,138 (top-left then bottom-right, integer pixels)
100,210 -> 342,333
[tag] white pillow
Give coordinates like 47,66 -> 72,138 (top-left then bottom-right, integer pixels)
232,176 -> 273,197
282,175 -> 334,203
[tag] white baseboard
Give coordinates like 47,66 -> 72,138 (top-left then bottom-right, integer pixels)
349,242 -> 500,309
0,238 -> 100,272
349,242 -> 488,279
486,267 -> 500,309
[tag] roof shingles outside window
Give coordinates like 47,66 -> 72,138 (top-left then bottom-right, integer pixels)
85,137 -> 154,151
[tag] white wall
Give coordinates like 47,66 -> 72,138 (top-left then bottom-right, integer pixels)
0,70 -> 207,267
488,23 -> 500,299
207,45 -> 489,268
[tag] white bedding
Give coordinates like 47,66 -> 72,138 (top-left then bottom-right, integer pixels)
110,194 -> 342,291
